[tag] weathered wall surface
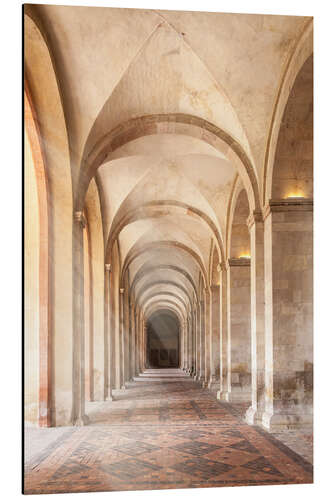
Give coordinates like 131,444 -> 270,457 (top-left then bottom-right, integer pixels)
263,207 -> 313,429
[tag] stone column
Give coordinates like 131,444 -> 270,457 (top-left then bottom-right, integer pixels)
198,298 -> 205,382
104,264 -> 113,401
72,212 -> 89,425
202,288 -> 210,387
143,321 -> 147,369
245,211 -> 266,425
208,285 -> 220,391
224,258 -> 251,402
140,314 -> 145,373
135,309 -> 140,375
130,302 -> 136,379
137,311 -> 142,373
217,263 -> 228,400
262,199 -> 313,430
195,306 -> 200,380
192,307 -> 196,376
119,288 -> 125,390
188,312 -> 193,373
183,318 -> 188,371
123,276 -> 130,384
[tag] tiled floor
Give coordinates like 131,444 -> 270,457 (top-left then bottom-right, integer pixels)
225,402 -> 313,465
24,369 -> 313,494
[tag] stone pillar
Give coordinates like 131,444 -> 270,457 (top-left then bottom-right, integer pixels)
195,306 -> 200,380
223,258 -> 251,402
137,311 -> 142,373
192,307 -> 196,376
123,276 -> 130,384
208,285 -> 220,391
217,263 -> 228,400
130,302 -> 136,379
72,212 -> 89,425
262,199 -> 313,430
188,312 -> 193,373
135,310 -> 140,375
119,288 -> 125,389
143,321 -> 147,369
199,298 -> 205,382
203,288 -> 210,387
141,316 -> 145,371
104,264 -> 113,400
183,317 -> 188,372
245,211 -> 266,425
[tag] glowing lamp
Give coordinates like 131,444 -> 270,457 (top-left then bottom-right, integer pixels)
239,253 -> 250,259
285,191 -> 304,199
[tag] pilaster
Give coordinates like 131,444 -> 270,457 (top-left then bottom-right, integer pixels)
72,211 -> 89,425
245,211 -> 265,425
104,264 -> 113,401
262,199 -> 313,430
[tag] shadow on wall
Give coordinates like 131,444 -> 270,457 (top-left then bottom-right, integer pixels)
146,310 -> 180,368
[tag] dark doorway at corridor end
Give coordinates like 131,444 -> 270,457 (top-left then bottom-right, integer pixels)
146,310 -> 180,368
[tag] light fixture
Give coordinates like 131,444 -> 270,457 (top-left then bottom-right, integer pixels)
239,253 -> 250,259
285,191 -> 305,199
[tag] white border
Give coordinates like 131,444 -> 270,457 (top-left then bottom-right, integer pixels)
2,1 -> 332,499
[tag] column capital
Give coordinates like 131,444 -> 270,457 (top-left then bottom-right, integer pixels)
105,263 -> 111,272
247,210 -> 263,229
119,288 -> 124,294
74,211 -> 86,228
216,262 -> 226,273
228,257 -> 251,267
263,198 -> 313,220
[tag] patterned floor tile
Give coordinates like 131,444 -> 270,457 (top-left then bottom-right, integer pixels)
24,368 -> 313,494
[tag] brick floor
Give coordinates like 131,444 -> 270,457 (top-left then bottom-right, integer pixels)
24,369 -> 313,494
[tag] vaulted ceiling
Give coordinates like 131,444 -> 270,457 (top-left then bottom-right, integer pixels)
24,5 -> 312,319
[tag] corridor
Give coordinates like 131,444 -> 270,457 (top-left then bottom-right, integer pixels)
24,6 -> 313,494
24,369 -> 312,495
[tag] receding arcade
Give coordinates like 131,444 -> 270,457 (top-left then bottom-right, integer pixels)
24,5 -> 313,434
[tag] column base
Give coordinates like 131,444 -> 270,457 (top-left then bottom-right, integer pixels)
208,381 -> 220,394
245,405 -> 264,425
105,395 -> 113,401
202,380 -> 208,388
216,389 -> 229,401
73,414 -> 90,426
261,410 -> 313,431
207,376 -> 217,389
223,390 -> 252,403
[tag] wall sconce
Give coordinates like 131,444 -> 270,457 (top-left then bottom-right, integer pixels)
239,253 -> 250,259
285,191 -> 305,199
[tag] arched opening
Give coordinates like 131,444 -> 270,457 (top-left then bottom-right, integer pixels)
24,90 -> 51,427
262,53 -> 313,430
272,54 -> 313,200
146,310 -> 180,368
